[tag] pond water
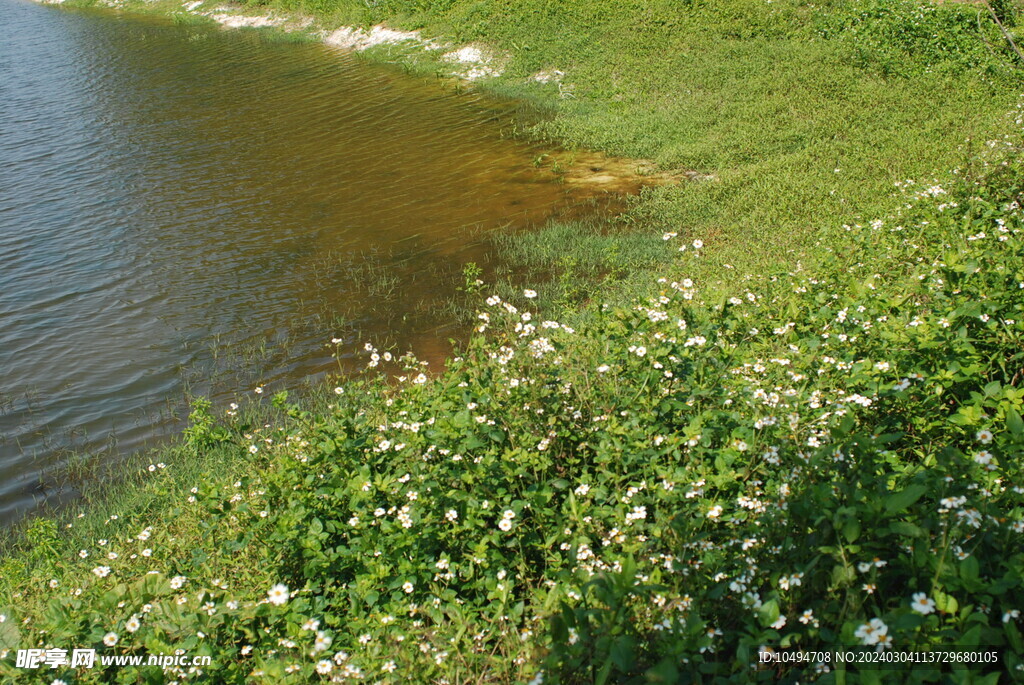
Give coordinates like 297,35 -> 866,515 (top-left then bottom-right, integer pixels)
0,0 -> 625,524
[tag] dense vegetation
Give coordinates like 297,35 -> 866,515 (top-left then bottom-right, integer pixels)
4,0 -> 1024,682
294,0 -> 1024,318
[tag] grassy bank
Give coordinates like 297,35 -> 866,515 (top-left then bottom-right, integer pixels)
3,142 -> 1023,683
4,0 -> 1024,682
48,0 -> 1024,292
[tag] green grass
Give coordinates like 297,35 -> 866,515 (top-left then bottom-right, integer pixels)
4,0 -> 1024,682
3,145 -> 1023,682
294,0 -> 1023,315
286,0 -> 1019,265
56,0 -> 1023,288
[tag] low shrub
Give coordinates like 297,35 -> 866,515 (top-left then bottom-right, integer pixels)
3,129 -> 1024,683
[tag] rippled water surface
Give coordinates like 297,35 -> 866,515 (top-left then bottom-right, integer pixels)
0,0 -> 615,523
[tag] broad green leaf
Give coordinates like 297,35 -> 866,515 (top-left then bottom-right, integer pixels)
759,599 -> 780,627
884,484 -> 927,515
1007,407 -> 1024,436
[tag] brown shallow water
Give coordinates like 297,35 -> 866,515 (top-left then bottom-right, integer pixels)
0,0 -> 642,523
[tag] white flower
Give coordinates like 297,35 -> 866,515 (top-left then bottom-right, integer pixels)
779,573 -> 803,590
125,616 -> 141,633
692,239 -> 704,249
316,660 -> 333,674
707,505 -> 723,519
334,387 -> 344,395
314,631 -> 333,651
402,582 -> 414,594
911,592 -> 936,615
976,429 -> 993,444
92,566 -> 111,578
770,615 -> 787,630
169,575 -> 187,589
103,632 -> 118,647
854,618 -> 888,646
267,583 -> 289,606
498,518 -> 513,532
382,660 -> 397,673
523,289 -> 537,299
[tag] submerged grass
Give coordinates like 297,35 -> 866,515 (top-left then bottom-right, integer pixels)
4,0 -> 1024,682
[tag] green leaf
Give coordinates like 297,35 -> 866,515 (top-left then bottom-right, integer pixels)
1006,620 -> 1023,653
645,658 -> 680,683
759,599 -> 780,627
610,635 -> 637,671
842,518 -> 861,544
1007,407 -> 1024,436
884,484 -> 927,515
0,617 -> 20,650
959,556 -> 980,583
889,521 -> 926,538
957,624 -> 981,647
831,563 -> 855,587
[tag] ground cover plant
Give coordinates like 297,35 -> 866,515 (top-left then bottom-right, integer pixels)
3,119 -> 1024,682
5,0 -> 1024,682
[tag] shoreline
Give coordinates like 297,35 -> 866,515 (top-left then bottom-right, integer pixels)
2,0 -> 697,532
4,0 -> 1024,680
28,0 -> 706,194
